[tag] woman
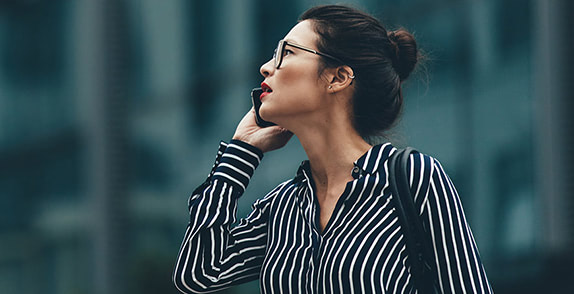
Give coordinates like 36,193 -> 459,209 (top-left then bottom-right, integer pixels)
173,5 -> 492,293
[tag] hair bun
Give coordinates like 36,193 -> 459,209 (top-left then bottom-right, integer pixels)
387,29 -> 419,81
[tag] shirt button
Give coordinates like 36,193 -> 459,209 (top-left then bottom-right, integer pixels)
352,166 -> 360,175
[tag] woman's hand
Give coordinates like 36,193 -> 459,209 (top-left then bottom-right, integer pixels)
232,108 -> 293,153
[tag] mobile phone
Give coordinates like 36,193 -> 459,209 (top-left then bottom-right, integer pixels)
251,88 -> 276,127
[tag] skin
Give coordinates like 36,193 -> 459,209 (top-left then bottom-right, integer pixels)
232,20 -> 372,232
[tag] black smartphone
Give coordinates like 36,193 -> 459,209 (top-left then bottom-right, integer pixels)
251,88 -> 276,127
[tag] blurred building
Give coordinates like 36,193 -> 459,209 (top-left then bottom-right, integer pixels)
0,0 -> 572,293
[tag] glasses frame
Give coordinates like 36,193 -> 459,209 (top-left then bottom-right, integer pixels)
273,39 -> 345,69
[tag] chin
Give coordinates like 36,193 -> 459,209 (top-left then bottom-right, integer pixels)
259,107 -> 270,121
260,108 -> 286,127
260,103 -> 300,127
259,104 -> 278,120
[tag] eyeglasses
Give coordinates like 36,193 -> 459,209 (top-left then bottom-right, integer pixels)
273,39 -> 345,69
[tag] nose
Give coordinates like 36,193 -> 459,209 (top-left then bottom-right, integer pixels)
260,58 -> 274,77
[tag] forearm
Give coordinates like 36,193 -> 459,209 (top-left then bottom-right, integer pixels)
173,140 -> 265,293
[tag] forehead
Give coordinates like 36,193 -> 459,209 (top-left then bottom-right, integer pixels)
283,20 -> 319,47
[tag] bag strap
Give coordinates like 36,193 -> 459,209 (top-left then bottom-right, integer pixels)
388,147 -> 438,293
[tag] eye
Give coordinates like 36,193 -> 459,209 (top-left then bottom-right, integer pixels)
284,49 -> 294,56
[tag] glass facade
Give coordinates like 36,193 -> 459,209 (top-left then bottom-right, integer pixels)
0,0 -> 572,293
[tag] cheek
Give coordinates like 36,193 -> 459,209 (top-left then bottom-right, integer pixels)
260,64 -> 325,119
280,70 -> 323,102
260,87 -> 322,121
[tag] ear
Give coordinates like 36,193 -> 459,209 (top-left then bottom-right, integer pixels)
326,65 -> 355,93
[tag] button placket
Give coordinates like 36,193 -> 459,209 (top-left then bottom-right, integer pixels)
352,165 -> 363,179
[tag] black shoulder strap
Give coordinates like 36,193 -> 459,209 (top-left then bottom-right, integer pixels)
388,147 -> 438,293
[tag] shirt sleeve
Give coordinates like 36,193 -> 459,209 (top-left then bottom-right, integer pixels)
173,140 -> 278,293
408,153 -> 493,294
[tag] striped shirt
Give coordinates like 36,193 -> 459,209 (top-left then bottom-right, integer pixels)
173,140 -> 493,293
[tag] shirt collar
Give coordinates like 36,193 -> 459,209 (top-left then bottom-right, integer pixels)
294,160 -> 311,184
294,143 -> 396,182
352,143 -> 395,179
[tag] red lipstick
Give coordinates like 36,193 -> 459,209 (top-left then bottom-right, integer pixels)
260,82 -> 272,100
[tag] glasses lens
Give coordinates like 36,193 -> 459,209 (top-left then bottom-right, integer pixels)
275,40 -> 284,69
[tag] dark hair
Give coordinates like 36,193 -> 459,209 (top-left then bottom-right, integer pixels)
300,5 -> 420,139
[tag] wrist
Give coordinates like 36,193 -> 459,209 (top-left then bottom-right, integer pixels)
212,140 -> 262,193
229,139 -> 264,157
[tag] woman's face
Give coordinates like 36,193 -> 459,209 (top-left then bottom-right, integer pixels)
258,20 -> 330,128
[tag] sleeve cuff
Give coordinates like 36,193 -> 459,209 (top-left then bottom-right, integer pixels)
212,140 -> 263,192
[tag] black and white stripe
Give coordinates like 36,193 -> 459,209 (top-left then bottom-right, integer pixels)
173,140 -> 493,293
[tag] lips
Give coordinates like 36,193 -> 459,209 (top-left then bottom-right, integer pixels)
260,82 -> 272,100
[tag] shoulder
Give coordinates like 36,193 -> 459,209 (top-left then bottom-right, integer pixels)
405,150 -> 438,186
403,150 -> 463,214
406,150 -> 453,189
388,148 -> 449,205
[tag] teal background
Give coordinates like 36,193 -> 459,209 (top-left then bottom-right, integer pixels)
1,0 -> 572,293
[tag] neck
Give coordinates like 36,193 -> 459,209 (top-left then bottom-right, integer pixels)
293,113 -> 371,192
